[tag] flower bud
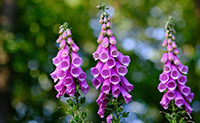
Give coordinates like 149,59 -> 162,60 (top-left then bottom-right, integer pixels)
59,28 -> 64,34
99,18 -> 103,24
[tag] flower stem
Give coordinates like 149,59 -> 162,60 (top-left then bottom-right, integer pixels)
66,85 -> 87,123
171,101 -> 177,123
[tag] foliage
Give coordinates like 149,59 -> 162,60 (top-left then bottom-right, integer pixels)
0,0 -> 200,122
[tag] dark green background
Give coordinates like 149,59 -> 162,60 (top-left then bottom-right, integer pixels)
0,0 -> 200,122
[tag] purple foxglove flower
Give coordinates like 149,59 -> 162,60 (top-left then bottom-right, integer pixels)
102,37 -> 109,48
104,17 -> 108,23
106,114 -> 113,123
167,44 -> 173,52
54,66 -> 66,80
109,36 -> 117,45
170,65 -> 180,80
172,41 -> 177,48
177,64 -> 188,74
107,16 -> 111,21
60,39 -> 66,49
165,32 -> 168,37
96,92 -> 106,105
79,80 -> 89,94
101,79 -> 111,94
121,76 -> 134,92
172,35 -> 175,40
97,33 -> 104,43
56,87 -> 66,98
71,52 -> 82,67
115,61 -> 128,76
91,11 -> 133,119
101,64 -> 111,79
173,56 -> 180,65
112,84 -> 120,98
106,55 -> 116,69
99,18 -> 103,24
185,93 -> 194,103
51,25 -> 89,98
63,73 -> 74,86
162,40 -> 167,47
160,93 -> 170,110
110,45 -> 119,57
185,101 -> 193,116
101,29 -> 107,36
70,63 -> 81,78
98,106 -> 105,118
78,70 -> 86,81
167,79 -> 177,91
117,52 -> 131,66
166,90 -> 175,101
178,84 -> 191,96
71,42 -> 79,52
159,20 -> 194,116
67,37 -> 74,45
177,75 -> 187,85
160,52 -> 168,63
107,29 -> 113,36
92,75 -> 104,89
59,28 -> 64,34
52,49 -> 63,66
167,38 -> 172,44
93,44 -> 103,61
61,45 -> 69,57
91,61 -> 104,78
174,91 -> 185,108
159,72 -> 169,84
158,82 -> 166,93
66,83 -> 75,96
50,70 -> 59,82
56,36 -> 62,43
163,61 -> 171,73
174,48 -> 180,55
120,87 -> 132,103
102,23 -> 107,30
168,51 -> 174,61
107,22 -> 111,28
62,31 -> 67,39
55,80 -> 65,91
99,48 -> 109,63
109,69 -> 120,85
60,56 -> 70,71
66,29 -> 71,36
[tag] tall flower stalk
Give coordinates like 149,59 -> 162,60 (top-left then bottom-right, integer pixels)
91,4 -> 133,122
158,17 -> 194,122
50,22 -> 89,123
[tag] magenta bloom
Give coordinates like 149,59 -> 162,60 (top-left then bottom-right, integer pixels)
50,23 -> 89,98
158,22 -> 193,116
91,13 -> 133,118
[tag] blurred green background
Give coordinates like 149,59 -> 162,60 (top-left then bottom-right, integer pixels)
0,0 -> 200,123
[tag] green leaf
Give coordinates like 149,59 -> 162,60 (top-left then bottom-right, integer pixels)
66,109 -> 73,115
74,115 -> 80,122
80,97 -> 86,104
67,99 -> 74,106
117,106 -> 123,113
81,112 -> 87,119
165,113 -> 172,121
121,112 -> 129,118
179,117 -> 186,123
112,99 -> 117,105
72,104 -> 78,110
177,110 -> 186,115
70,120 -> 76,123
75,91 -> 80,97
